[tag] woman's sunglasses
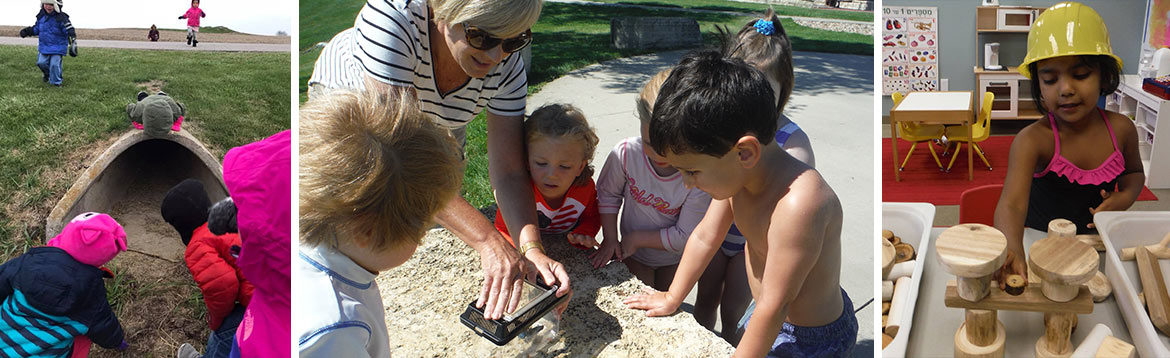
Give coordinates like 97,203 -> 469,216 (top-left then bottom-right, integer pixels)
463,24 -> 532,53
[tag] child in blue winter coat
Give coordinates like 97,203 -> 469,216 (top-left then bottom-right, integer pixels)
19,0 -> 77,86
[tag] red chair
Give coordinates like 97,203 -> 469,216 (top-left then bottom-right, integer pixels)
959,184 -> 1004,226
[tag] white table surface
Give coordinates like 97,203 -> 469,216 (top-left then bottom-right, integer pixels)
905,227 -> 1133,356
895,91 -> 973,112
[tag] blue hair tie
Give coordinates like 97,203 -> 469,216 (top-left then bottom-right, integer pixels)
754,20 -> 775,36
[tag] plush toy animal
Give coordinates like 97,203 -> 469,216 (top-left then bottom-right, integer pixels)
126,91 -> 185,137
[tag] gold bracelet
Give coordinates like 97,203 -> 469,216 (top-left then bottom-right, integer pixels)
519,240 -> 544,257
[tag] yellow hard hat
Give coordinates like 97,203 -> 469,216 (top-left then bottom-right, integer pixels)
1018,2 -> 1122,79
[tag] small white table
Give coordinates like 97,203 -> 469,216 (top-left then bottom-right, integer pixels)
890,91 -> 975,181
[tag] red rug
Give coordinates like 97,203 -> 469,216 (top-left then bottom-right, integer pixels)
883,136 -> 1159,205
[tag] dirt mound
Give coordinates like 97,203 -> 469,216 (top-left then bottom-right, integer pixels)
379,229 -> 735,356
0,26 -> 289,44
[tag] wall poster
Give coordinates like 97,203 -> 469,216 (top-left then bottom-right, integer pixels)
882,6 -> 938,96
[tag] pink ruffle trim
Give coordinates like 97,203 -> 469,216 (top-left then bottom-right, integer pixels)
1035,151 -> 1126,185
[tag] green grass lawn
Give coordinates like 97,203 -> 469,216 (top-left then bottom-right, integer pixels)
0,45 -> 289,253
590,0 -> 873,22
299,1 -> 870,208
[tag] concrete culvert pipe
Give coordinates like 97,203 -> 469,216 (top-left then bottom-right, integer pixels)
46,130 -> 226,262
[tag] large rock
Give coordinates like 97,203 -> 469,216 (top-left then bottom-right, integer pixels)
610,17 -> 701,50
379,229 -> 735,356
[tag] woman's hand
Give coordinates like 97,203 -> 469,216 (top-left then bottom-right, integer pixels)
589,237 -> 622,268
475,238 -> 526,320
623,287 -> 680,317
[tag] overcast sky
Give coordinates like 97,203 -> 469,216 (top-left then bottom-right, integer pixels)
2,0 -> 292,35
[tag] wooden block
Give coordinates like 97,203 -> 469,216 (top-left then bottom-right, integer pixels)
888,261 -> 915,281
882,229 -> 894,241
882,333 -> 893,349
882,238 -> 895,279
891,235 -> 902,245
957,275 -> 993,302
1119,231 -> 1170,261
943,280 -> 1093,314
1133,246 -> 1170,335
1048,218 -> 1077,239
1029,264 -> 1042,283
936,224 -> 1007,278
955,320 -> 1006,358
882,301 -> 890,314
883,280 -> 893,301
965,309 -> 997,346
886,276 -> 911,338
894,242 -> 915,262
1030,235 -> 1098,302
1094,335 -> 1135,358
1069,323 -> 1112,358
882,314 -> 888,328
1004,274 -> 1026,296
1087,271 -> 1111,303
1029,236 -> 1098,285
1075,234 -> 1105,252
1040,312 -> 1074,355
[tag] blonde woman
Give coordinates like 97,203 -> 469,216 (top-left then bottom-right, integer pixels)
308,0 -> 568,321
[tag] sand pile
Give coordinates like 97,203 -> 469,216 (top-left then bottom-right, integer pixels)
379,229 -> 735,357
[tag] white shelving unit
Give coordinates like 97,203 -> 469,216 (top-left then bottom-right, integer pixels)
1107,75 -> 1170,189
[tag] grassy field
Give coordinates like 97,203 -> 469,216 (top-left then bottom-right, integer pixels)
299,1 -> 870,208
589,0 -> 873,22
0,45 -> 289,356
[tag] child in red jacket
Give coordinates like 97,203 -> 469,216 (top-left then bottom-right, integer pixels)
162,179 -> 252,358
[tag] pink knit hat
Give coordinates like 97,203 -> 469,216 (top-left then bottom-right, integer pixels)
47,212 -> 128,267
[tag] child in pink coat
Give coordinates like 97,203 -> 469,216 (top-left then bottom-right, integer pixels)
178,0 -> 206,47
223,130 -> 290,358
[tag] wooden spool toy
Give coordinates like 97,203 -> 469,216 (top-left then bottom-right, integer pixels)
1119,231 -> 1170,261
1028,224 -> 1098,303
954,309 -> 1006,358
936,224 -> 1007,302
882,237 -> 895,279
1035,312 -> 1076,358
1047,219 -> 1076,239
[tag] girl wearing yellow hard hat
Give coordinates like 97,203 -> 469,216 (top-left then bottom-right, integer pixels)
993,2 -> 1146,287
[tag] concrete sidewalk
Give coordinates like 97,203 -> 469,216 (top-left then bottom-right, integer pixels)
0,37 -> 289,52
528,49 -> 875,353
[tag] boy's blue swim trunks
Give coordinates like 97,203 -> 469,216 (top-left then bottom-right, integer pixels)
737,288 -> 858,357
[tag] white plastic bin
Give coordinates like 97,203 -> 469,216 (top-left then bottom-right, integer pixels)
1096,211 -> 1170,358
880,202 -> 935,357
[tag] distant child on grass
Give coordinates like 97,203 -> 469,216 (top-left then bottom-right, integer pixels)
178,0 -> 206,47
19,0 -> 76,86
624,51 -> 856,357
693,10 -> 815,346
493,104 -> 601,254
591,69 -> 712,293
149,25 -> 160,42
295,90 -> 463,357
993,2 -> 1144,286
162,179 -> 253,358
0,212 -> 128,356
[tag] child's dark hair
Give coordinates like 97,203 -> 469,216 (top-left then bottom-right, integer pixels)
649,50 -> 777,157
720,8 -> 793,116
1028,55 -> 1121,115
525,103 -> 598,186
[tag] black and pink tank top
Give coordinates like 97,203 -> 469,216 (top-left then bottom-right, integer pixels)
1025,109 -> 1125,233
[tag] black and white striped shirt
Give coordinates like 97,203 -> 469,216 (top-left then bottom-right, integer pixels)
309,0 -> 528,129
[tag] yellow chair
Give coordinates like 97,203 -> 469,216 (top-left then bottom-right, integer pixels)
945,92 -> 994,171
892,91 -> 946,171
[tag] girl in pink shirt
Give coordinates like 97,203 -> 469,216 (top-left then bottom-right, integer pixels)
592,69 -> 712,292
